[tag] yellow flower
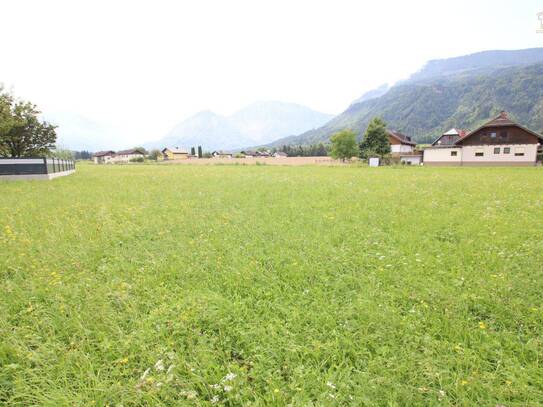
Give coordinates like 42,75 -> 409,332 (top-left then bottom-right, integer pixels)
461,380 -> 468,386
478,322 -> 487,330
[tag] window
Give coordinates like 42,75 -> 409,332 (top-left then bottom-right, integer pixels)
475,149 -> 484,157
490,132 -> 497,139
451,151 -> 458,157
499,131 -> 508,141
515,147 -> 525,157
503,147 -> 511,154
494,147 -> 500,154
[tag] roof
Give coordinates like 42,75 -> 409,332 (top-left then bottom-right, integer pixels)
93,150 -> 115,157
455,112 -> 543,144
162,148 -> 188,154
443,128 -> 460,136
116,149 -> 145,155
388,130 -> 417,146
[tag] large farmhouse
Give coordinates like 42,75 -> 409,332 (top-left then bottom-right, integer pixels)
162,148 -> 189,160
424,112 -> 543,166
114,149 -> 145,163
93,151 -> 116,164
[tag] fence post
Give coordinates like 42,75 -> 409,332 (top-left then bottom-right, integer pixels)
43,157 -> 48,174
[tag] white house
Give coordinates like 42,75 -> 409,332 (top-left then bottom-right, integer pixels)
388,131 -> 417,154
93,151 -> 116,164
112,149 -> 145,163
424,112 -> 543,166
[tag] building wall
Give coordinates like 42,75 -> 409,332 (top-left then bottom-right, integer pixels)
423,147 -> 463,165
462,144 -> 538,165
400,155 -> 422,165
391,144 -> 414,153
424,144 -> 538,166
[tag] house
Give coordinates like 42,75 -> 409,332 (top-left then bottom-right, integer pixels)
431,128 -> 468,146
212,151 -> 233,158
386,130 -> 422,164
114,149 -> 145,163
388,131 -> 417,154
424,112 -> 543,166
93,151 -> 116,164
273,151 -> 288,158
162,147 -> 189,160
241,151 -> 257,158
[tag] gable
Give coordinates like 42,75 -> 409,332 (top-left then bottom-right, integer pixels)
457,125 -> 541,146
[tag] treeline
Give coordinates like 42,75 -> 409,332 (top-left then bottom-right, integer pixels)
272,143 -> 329,157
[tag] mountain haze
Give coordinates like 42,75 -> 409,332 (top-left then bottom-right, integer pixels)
269,48 -> 543,147
145,101 -> 333,151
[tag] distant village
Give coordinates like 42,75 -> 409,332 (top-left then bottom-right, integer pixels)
92,112 -> 543,167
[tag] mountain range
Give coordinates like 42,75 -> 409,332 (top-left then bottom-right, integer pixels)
144,102 -> 334,151
268,48 -> 543,147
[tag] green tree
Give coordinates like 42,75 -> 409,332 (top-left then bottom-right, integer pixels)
51,147 -> 74,160
197,145 -> 202,158
191,146 -> 196,156
148,149 -> 162,161
330,129 -> 358,161
359,117 -> 390,159
0,88 -> 57,157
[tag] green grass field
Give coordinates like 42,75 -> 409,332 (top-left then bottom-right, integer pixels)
1,164 -> 542,406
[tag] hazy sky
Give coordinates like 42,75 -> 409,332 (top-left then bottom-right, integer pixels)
1,0 -> 542,148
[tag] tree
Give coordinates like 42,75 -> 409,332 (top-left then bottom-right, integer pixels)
133,147 -> 148,155
51,147 -> 74,160
0,88 -> 57,157
190,146 -> 196,156
148,149 -> 162,161
330,129 -> 358,161
359,117 -> 391,159
197,145 -> 202,158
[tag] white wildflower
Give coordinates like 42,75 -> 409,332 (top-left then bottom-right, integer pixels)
223,385 -> 233,392
210,384 -> 221,390
223,372 -> 237,382
181,390 -> 197,399
140,368 -> 151,381
154,359 -> 165,372
211,395 -> 220,404
326,381 -> 336,389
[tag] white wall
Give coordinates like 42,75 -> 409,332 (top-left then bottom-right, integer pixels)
391,144 -> 414,153
424,147 -> 462,164
462,144 -> 537,164
424,144 -> 538,166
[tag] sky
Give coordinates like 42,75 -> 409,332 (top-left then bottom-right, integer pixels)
1,0 -> 543,149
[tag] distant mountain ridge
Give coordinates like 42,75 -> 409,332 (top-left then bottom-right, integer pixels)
268,48 -> 543,147
406,48 -> 543,83
145,101 -> 333,151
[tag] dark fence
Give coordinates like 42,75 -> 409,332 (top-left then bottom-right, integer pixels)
0,157 -> 76,176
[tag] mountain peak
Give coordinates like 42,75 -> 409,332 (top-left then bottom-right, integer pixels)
144,101 -> 333,151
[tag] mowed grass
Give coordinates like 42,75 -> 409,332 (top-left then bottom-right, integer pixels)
1,164 -> 543,406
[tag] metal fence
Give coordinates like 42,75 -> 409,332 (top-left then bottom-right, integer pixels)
0,157 -> 76,176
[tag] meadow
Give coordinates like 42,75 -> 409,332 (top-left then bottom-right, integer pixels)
1,164 -> 542,406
